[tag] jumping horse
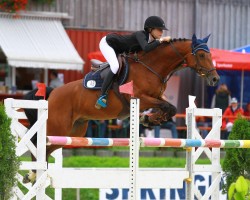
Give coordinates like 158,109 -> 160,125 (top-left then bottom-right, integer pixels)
23,34 -> 219,183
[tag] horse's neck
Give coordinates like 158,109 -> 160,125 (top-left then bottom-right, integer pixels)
138,40 -> 191,77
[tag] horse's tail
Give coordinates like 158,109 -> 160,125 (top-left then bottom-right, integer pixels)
23,87 -> 53,128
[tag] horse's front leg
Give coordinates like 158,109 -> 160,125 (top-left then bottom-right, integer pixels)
139,95 -> 177,126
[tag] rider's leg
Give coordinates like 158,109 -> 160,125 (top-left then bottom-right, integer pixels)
96,69 -> 115,107
96,36 -> 119,108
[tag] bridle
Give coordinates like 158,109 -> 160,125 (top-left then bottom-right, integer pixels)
191,43 -> 216,77
170,41 -> 216,77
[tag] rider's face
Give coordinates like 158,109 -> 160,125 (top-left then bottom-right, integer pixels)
150,28 -> 163,39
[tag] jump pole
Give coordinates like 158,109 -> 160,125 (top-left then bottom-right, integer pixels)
46,137 -> 250,148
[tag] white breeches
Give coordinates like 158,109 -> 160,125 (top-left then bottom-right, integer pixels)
99,36 -> 119,74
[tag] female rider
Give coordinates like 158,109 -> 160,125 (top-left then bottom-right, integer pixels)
96,16 -> 171,109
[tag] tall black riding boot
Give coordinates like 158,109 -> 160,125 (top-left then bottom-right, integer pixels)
95,69 -> 115,109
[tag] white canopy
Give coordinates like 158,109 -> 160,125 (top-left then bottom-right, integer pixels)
0,12 -> 84,70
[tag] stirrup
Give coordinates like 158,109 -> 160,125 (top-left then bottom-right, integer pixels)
95,95 -> 107,109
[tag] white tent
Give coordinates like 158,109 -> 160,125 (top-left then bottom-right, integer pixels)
0,12 -> 84,86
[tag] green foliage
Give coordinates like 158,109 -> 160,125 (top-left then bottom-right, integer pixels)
228,176 -> 250,200
222,118 -> 250,194
0,0 -> 28,13
0,103 -> 20,200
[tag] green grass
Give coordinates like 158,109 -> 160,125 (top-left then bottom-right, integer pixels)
63,156 -> 187,168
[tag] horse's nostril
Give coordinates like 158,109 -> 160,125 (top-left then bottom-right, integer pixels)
211,76 -> 220,86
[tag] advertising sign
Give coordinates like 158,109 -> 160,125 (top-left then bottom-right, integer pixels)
99,172 -> 226,200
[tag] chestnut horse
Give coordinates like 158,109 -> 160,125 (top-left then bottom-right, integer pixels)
23,34 -> 219,183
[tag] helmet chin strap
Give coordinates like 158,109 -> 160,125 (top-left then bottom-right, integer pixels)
149,32 -> 156,42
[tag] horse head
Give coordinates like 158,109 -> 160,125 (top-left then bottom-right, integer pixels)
185,34 -> 220,86
135,34 -> 219,88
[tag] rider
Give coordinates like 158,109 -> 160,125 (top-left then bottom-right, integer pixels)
96,16 -> 171,109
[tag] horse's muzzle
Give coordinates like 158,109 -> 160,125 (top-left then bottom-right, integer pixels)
207,75 -> 220,86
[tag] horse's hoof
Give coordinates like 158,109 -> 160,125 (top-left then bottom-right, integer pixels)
22,170 -> 36,184
22,174 -> 31,184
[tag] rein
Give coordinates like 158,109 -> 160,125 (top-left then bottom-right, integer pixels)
126,53 -> 167,83
125,42 -> 187,98
126,41 -> 187,84
126,53 -> 171,98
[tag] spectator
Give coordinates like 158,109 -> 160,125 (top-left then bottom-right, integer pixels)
86,120 -> 96,137
108,119 -> 130,138
49,70 -> 64,88
86,120 -> 108,138
196,116 -> 212,138
211,83 -> 231,113
244,102 -> 250,117
222,97 -> 244,139
154,118 -> 178,138
194,99 -> 211,138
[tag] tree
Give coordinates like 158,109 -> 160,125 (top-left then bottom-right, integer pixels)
0,103 -> 20,200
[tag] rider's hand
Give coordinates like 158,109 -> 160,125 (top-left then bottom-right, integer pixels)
162,36 -> 171,42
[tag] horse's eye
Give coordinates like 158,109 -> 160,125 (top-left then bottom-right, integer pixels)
199,54 -> 205,58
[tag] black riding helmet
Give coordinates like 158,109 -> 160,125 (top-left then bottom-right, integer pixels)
144,16 -> 168,31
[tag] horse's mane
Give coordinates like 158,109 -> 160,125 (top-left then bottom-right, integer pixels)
151,38 -> 191,53
132,38 -> 191,57
169,38 -> 190,43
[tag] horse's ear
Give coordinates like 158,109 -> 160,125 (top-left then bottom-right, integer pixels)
203,34 -> 211,43
192,34 -> 197,43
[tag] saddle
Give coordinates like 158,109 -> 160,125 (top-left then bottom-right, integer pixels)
83,54 -> 130,119
83,55 -> 129,90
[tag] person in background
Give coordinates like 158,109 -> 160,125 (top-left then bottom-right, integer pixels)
196,115 -> 211,138
86,120 -> 108,138
244,102 -> 250,117
154,118 -> 178,138
211,83 -> 231,113
222,97 -> 244,139
194,99 -> 211,138
49,70 -> 64,88
109,119 -> 130,138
